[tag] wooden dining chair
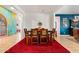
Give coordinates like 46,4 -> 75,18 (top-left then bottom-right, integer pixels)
51,28 -> 57,40
24,28 -> 29,45
40,28 -> 48,44
31,29 -> 39,45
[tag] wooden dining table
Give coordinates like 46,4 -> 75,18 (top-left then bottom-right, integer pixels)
25,30 -> 53,45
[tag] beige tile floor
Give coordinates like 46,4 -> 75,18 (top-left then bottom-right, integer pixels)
0,34 -> 18,53
55,35 -> 79,53
0,34 -> 79,53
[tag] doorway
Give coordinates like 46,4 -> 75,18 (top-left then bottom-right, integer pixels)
0,14 -> 7,36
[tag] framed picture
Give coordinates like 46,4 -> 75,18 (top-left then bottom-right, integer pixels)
62,18 -> 69,27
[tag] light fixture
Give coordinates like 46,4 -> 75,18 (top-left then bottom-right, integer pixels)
10,6 -> 17,13
10,6 -> 15,10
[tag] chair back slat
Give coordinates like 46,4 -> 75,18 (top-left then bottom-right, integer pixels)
31,29 -> 38,36
41,29 -> 48,36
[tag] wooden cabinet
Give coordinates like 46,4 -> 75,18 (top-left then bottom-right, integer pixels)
73,29 -> 79,41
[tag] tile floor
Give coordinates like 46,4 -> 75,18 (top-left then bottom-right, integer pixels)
0,34 -> 18,53
56,35 -> 79,53
0,35 -> 79,53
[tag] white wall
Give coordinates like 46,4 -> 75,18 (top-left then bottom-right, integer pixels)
21,13 -> 54,39
16,13 -> 24,41
23,13 -> 51,30
55,5 -> 79,14
55,16 -> 60,36
55,6 -> 70,14
49,13 -> 54,30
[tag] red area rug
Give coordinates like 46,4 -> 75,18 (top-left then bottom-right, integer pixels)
5,38 -> 70,53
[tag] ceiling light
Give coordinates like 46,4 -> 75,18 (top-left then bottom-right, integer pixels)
10,6 -> 15,10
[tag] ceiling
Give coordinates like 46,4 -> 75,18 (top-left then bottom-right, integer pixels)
4,5 -> 79,14
18,5 -> 63,13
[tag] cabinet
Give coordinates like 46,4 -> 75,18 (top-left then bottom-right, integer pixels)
73,29 -> 79,41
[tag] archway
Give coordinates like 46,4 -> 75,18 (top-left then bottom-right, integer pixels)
0,14 -> 7,36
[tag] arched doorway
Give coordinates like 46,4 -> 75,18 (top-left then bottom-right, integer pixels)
0,14 -> 7,36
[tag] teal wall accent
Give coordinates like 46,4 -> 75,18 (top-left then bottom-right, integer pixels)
56,14 -> 79,35
0,6 -> 16,36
